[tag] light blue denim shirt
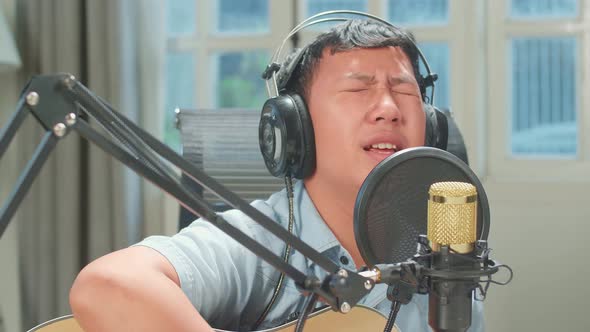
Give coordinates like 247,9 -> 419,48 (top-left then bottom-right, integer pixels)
137,180 -> 484,331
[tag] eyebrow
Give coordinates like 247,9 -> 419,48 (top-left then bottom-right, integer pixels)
344,72 -> 416,85
345,72 -> 377,84
388,74 -> 417,86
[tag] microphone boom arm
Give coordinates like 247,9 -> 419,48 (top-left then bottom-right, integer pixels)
0,73 -> 372,312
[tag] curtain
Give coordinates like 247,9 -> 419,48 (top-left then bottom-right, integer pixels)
14,0 -> 166,329
0,3 -> 24,332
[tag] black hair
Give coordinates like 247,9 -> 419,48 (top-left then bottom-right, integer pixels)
279,19 -> 423,100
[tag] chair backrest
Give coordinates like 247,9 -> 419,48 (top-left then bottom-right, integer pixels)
175,107 -> 469,230
439,108 -> 469,165
176,108 -> 284,229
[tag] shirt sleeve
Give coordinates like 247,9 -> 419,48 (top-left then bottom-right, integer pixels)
133,201 -> 285,328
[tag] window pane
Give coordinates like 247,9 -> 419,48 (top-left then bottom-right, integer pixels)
306,0 -> 368,16
216,0 -> 268,33
388,0 -> 448,26
510,0 -> 578,19
304,0 -> 367,29
166,0 -> 196,37
165,52 -> 196,150
418,42 -> 450,110
510,37 -> 577,156
214,51 -> 269,108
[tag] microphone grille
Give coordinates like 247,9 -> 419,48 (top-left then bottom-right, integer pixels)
429,181 -> 477,198
427,181 -> 477,253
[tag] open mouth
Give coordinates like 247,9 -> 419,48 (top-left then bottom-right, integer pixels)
362,142 -> 404,164
363,143 -> 401,154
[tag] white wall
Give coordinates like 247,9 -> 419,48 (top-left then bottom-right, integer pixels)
483,181 -> 590,331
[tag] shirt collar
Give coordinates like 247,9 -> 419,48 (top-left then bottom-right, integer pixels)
292,180 -> 342,255
268,180 -> 356,271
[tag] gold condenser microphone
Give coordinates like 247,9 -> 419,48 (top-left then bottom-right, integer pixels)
428,181 -> 477,254
426,181 -> 479,332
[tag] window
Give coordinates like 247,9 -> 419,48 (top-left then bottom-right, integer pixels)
510,0 -> 578,19
487,0 -> 589,179
387,0 -> 448,26
165,52 -> 196,149
212,50 -> 269,108
305,0 -> 368,16
506,0 -> 580,157
301,0 -> 368,30
166,0 -> 196,37
386,0 -> 452,110
510,37 -> 577,156
164,0 -> 281,150
214,0 -> 269,34
419,42 -> 450,110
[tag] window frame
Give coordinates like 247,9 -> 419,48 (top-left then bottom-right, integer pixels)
486,0 -> 590,181
166,0 -> 294,109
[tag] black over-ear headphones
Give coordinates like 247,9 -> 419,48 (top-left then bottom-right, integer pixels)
259,10 -> 448,180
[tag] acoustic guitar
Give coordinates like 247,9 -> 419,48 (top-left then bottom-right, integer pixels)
28,305 -> 399,332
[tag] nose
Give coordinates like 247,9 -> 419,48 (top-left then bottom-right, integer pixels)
366,87 -> 402,123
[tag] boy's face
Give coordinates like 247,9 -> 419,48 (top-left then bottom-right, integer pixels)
306,46 -> 426,193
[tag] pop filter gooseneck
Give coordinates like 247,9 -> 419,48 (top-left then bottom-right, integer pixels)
353,147 -> 490,266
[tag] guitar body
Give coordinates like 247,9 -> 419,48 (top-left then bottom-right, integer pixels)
216,305 -> 397,332
29,305 -> 399,332
27,315 -> 82,332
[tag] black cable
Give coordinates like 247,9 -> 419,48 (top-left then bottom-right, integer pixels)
383,301 -> 401,332
476,263 -> 514,301
251,176 -> 295,329
294,293 -> 318,332
78,0 -> 90,270
291,0 -> 300,48
487,264 -> 513,285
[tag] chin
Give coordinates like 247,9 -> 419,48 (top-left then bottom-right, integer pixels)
355,166 -> 374,189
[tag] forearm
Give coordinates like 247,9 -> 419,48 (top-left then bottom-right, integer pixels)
70,248 -> 214,332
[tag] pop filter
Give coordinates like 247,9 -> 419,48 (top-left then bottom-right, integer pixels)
354,147 -> 490,266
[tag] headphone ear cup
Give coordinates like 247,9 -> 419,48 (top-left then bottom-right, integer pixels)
423,104 -> 449,150
259,93 -> 316,179
290,94 -> 315,179
259,96 -> 289,178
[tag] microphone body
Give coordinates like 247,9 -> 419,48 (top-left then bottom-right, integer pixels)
427,246 -> 479,332
427,181 -> 478,332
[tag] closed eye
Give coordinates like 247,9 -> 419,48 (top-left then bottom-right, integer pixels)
340,85 -> 371,92
393,90 -> 419,97
391,86 -> 420,97
342,88 -> 369,93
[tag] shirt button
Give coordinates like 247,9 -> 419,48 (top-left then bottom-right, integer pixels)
339,256 -> 349,265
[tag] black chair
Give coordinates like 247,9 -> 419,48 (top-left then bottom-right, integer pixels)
440,108 -> 469,165
175,108 -> 284,230
175,108 -> 469,231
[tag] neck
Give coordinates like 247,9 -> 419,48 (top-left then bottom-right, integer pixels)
303,178 -> 365,269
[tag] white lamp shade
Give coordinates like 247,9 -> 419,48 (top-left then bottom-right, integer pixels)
0,6 -> 21,72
